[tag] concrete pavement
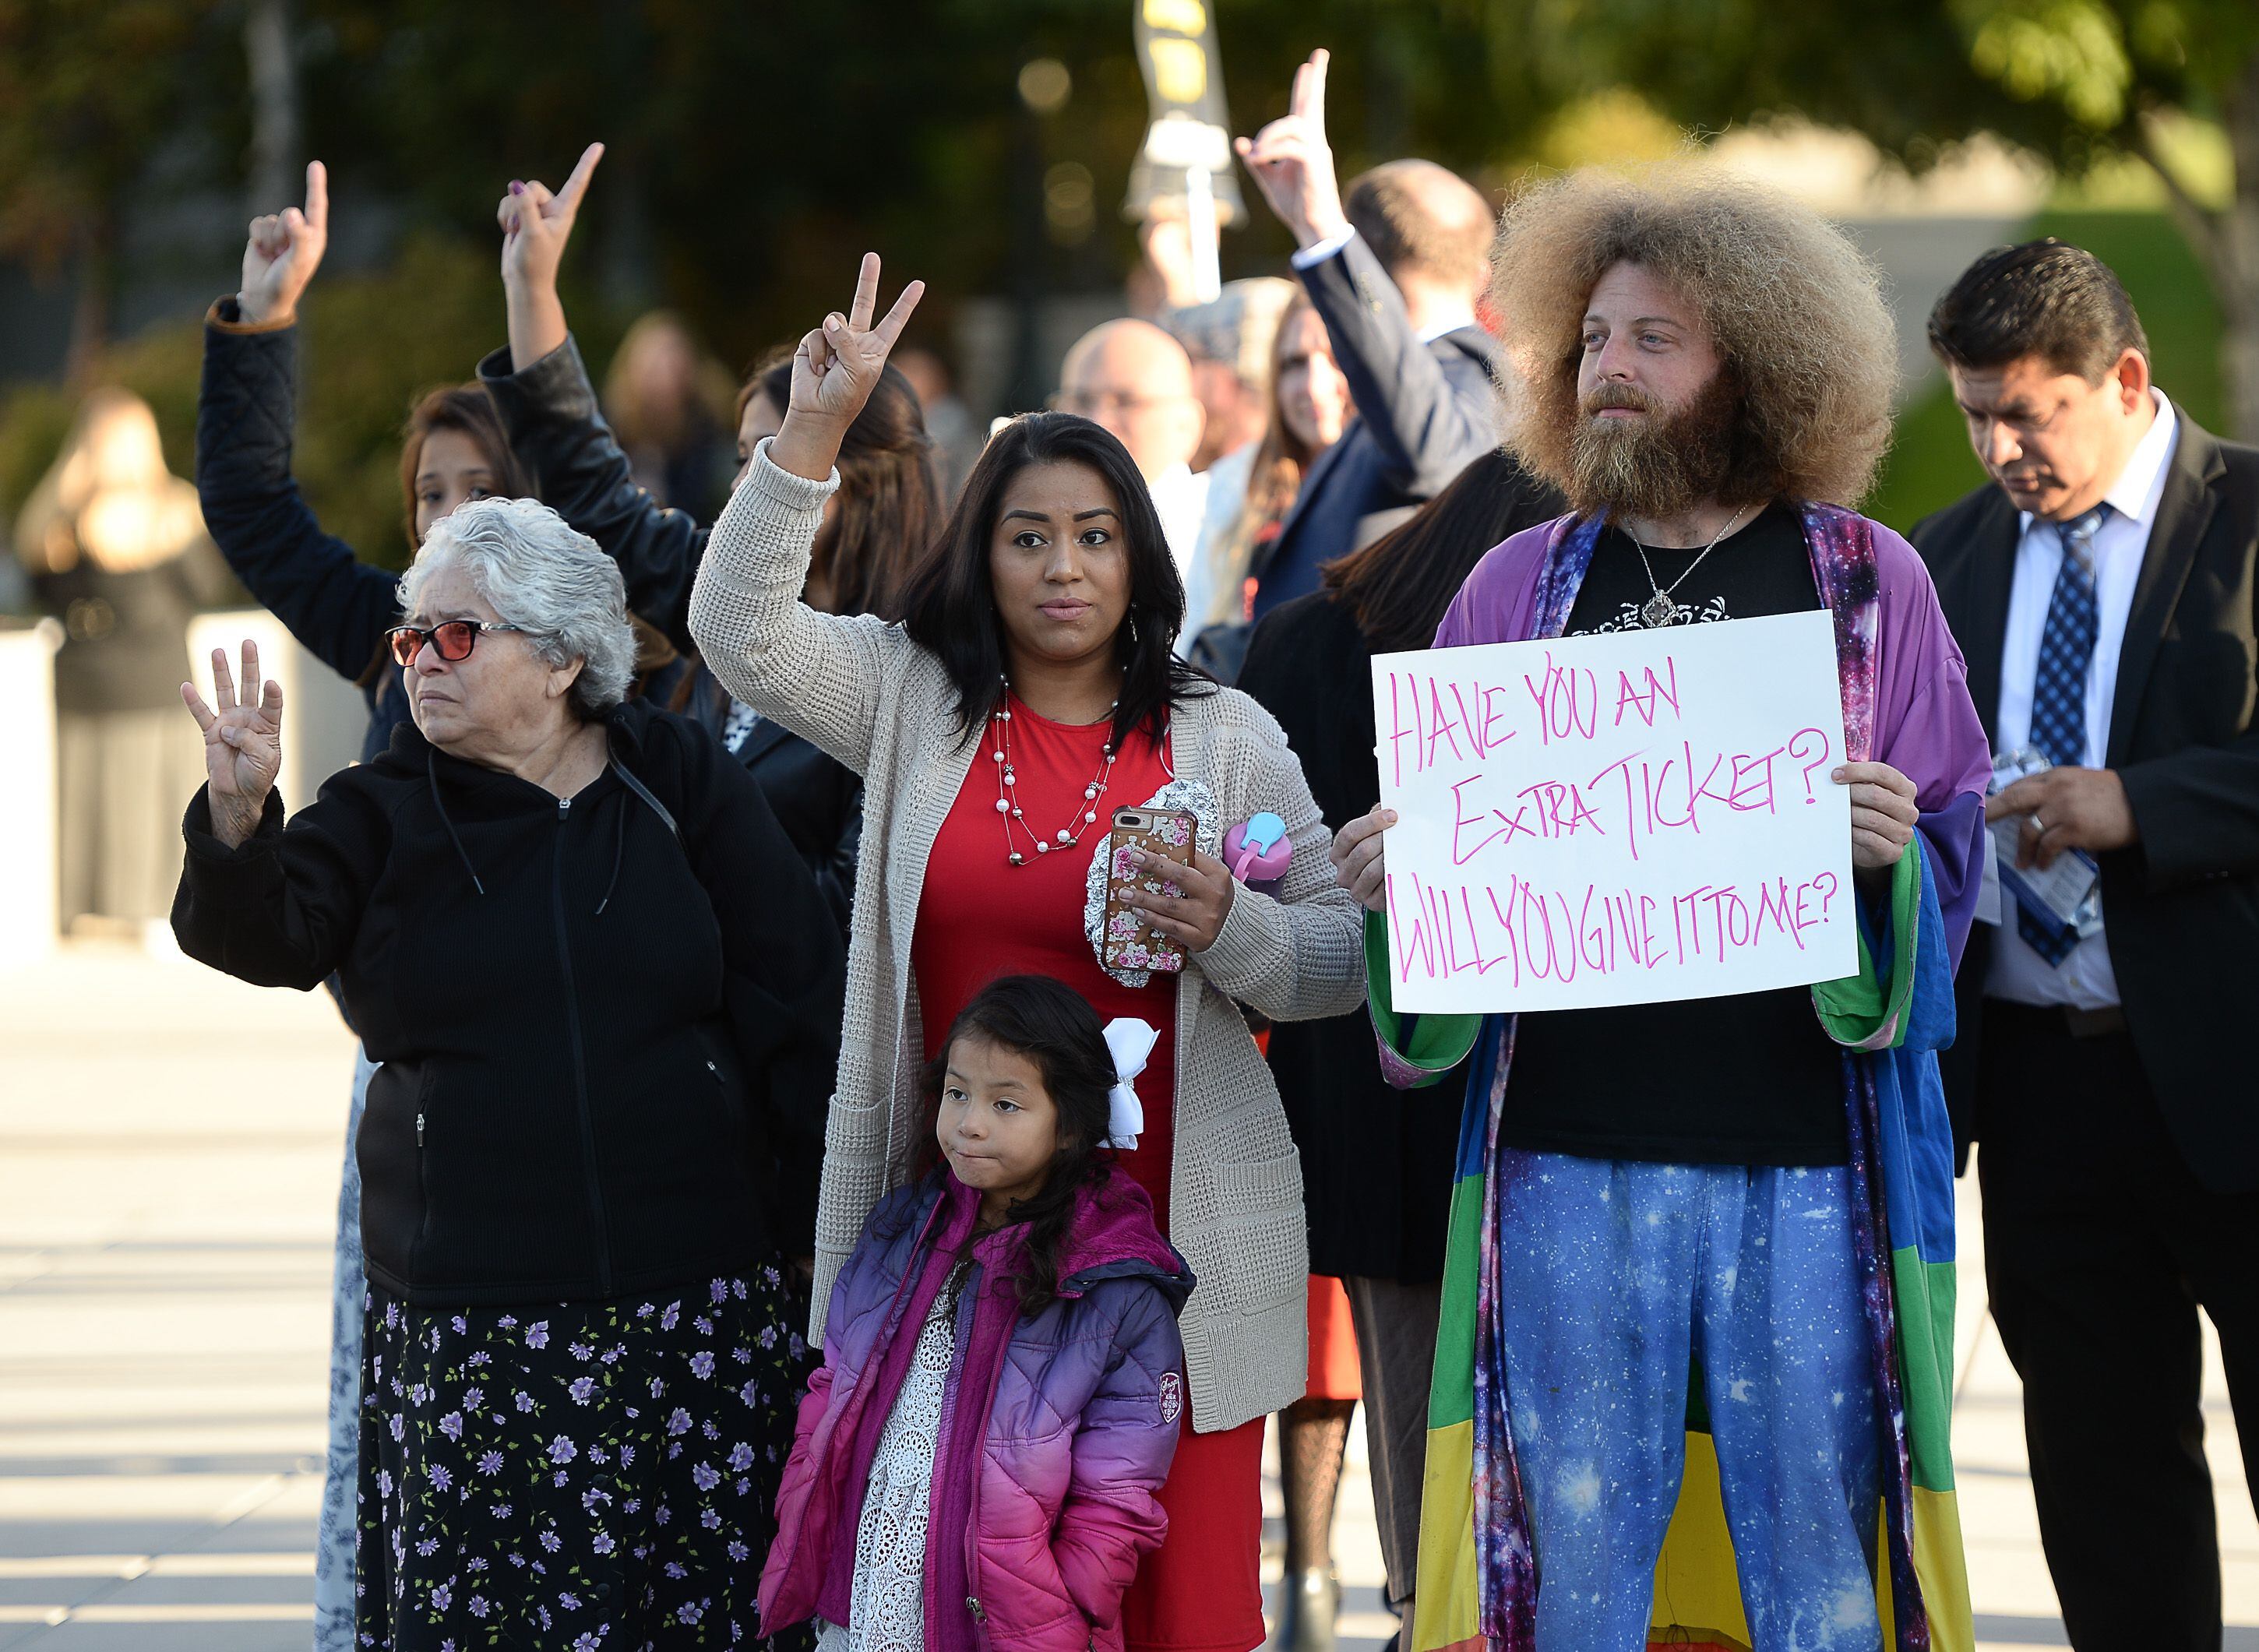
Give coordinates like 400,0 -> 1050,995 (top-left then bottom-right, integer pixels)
1,941 -> 2253,1649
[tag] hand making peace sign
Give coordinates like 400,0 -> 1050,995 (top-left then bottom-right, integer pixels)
766,254 -> 926,484
181,639 -> 286,850
238,160 -> 330,327
1235,48 -> 1349,251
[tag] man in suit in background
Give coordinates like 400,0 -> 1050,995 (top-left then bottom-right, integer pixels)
1912,238 -> 2259,1652
1235,49 -> 1507,627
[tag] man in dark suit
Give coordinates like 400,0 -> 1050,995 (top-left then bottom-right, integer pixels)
1235,48 -> 1507,627
1911,238 -> 2259,1652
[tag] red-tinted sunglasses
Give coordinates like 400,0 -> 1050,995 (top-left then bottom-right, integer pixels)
385,619 -> 547,668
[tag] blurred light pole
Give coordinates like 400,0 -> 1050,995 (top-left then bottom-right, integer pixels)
244,0 -> 300,219
1006,57 -> 1072,415
1124,0 -> 1242,305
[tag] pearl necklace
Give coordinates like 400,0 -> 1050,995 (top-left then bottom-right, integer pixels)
988,678 -> 1118,868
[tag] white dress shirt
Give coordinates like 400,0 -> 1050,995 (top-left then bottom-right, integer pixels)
1179,442 -> 1257,656
1147,462 -> 1211,594
1984,389 -> 2179,1009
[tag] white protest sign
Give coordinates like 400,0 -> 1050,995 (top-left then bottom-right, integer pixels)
1372,609 -> 1855,1013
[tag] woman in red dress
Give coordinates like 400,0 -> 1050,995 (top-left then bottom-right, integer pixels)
688,258 -> 1368,1652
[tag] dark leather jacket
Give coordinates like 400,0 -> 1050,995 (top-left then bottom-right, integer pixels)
194,300 -> 717,760
678,664 -> 862,932
479,336 -> 861,931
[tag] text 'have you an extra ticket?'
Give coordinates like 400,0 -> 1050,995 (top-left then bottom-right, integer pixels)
1371,609 -> 1855,1014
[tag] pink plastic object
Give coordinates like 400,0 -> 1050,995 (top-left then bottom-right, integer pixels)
1223,812 -> 1292,893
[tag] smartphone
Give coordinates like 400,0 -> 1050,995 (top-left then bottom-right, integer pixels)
1101,805 -> 1198,974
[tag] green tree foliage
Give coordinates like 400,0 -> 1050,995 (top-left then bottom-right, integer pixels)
1457,0 -> 2259,435
7,1 -> 2254,576
0,0 -> 236,376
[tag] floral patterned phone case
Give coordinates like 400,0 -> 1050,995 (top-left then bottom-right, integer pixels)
1101,805 -> 1197,974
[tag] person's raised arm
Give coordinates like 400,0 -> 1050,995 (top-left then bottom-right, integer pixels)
1237,51 -> 1492,495
764,254 -> 927,483
173,640 -> 381,991
200,162 -> 402,684
237,159 -> 330,327
1232,51 -> 1348,252
499,142 -> 603,372
481,143 -> 707,652
689,255 -> 925,775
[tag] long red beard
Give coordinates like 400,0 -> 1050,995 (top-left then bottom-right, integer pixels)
1566,374 -> 1743,521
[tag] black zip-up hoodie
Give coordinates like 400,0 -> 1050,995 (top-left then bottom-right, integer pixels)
171,699 -> 845,1307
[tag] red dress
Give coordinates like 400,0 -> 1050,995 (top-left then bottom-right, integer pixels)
912,692 -> 1267,1652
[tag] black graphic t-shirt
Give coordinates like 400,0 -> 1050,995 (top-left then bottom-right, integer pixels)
1564,499 -> 1816,636
1504,499 -> 1848,1166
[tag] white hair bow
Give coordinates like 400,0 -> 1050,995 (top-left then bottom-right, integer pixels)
1102,1017 -> 1160,1150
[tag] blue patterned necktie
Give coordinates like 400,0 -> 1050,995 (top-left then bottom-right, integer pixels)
2017,503 -> 2109,963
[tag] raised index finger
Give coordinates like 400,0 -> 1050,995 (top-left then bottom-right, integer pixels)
848,253 -> 881,333
303,160 -> 329,230
558,142 -> 604,208
1292,48 -> 1330,128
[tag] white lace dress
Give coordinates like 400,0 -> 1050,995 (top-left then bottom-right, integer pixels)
816,1266 -> 964,1652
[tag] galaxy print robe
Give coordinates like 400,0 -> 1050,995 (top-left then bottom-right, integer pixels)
1372,505 -> 1991,1652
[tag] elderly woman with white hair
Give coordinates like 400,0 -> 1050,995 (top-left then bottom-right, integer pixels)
171,496 -> 845,1649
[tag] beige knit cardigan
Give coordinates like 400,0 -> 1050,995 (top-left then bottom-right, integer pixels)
688,446 -> 1369,1432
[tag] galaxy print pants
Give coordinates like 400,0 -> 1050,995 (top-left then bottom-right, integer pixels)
1494,1152 -> 1883,1652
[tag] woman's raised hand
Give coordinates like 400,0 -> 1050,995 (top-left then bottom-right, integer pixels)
182,640 -> 285,850
498,143 -> 603,298
767,254 -> 925,483
238,161 -> 329,327
499,143 -> 601,370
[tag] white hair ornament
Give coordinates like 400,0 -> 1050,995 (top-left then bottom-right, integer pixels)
1101,1017 -> 1160,1150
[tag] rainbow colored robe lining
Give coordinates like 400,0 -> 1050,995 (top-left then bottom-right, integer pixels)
1373,505 -> 1992,1652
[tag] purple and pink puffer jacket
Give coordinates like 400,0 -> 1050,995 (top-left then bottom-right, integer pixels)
759,1167 -> 1193,1652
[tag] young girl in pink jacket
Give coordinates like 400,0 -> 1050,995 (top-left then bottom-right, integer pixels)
759,975 -> 1193,1652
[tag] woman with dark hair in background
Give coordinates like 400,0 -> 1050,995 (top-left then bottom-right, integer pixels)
1183,294 -> 1354,673
688,256 -> 1366,1652
1234,449 -> 1560,1650
1182,290 -> 1359,1651
197,166 -> 534,762
483,146 -> 939,926
1185,295 -> 1351,642
195,163 -> 546,1652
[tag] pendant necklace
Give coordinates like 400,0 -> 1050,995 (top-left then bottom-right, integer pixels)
1626,504 -> 1752,629
986,675 -> 1118,868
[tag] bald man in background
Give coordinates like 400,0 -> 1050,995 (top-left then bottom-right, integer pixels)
1236,48 -> 1512,629
1056,317 -> 1211,583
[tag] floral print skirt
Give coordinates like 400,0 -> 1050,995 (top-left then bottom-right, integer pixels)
355,1266 -> 815,1650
